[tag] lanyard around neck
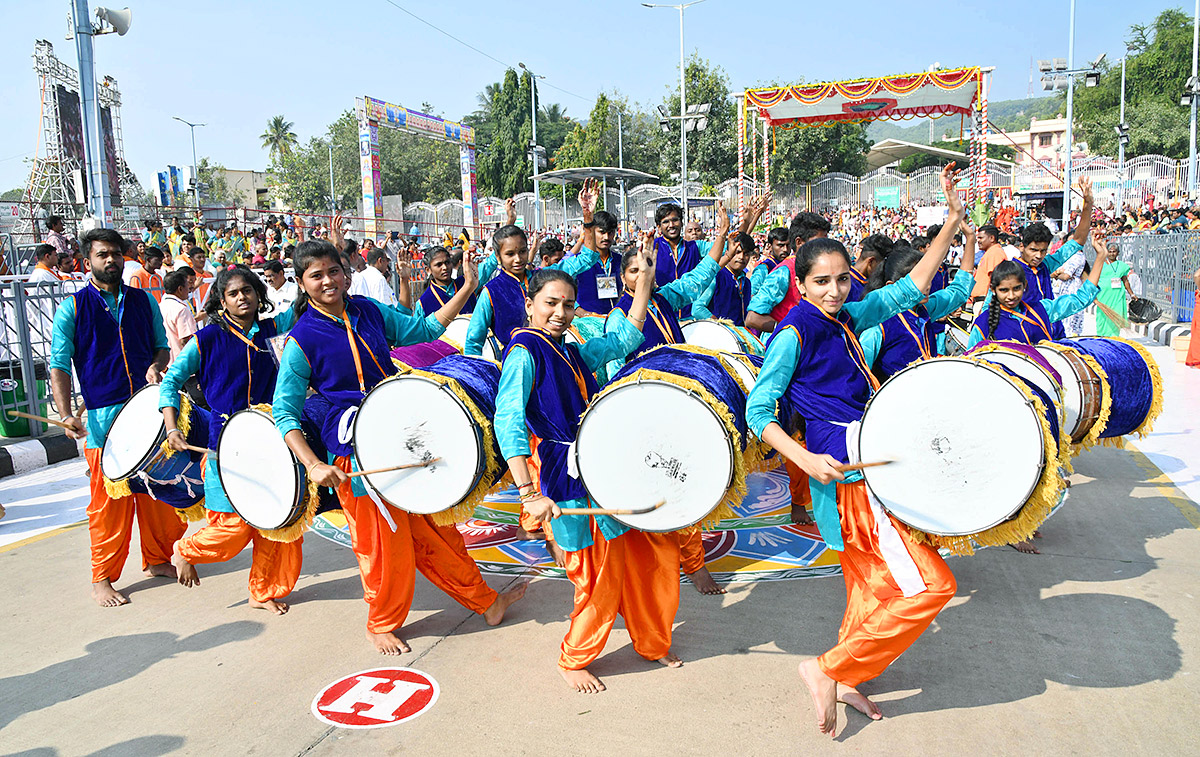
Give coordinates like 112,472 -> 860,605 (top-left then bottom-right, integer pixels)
644,299 -> 677,344
1002,304 -> 1051,341
309,301 -> 381,395
526,328 -> 590,401
898,311 -> 931,360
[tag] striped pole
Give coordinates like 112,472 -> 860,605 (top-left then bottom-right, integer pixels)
738,96 -> 746,215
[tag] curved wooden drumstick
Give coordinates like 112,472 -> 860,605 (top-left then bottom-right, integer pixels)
834,460 -> 893,473
558,499 -> 667,516
348,457 -> 442,479
5,410 -> 75,430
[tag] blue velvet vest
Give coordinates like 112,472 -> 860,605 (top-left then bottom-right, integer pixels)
873,308 -> 934,380
767,298 -> 877,463
971,299 -> 1055,345
847,268 -> 867,304
286,296 -> 396,456
503,328 -> 598,502
484,269 -> 527,347
71,283 -> 157,409
654,237 -> 701,285
420,280 -> 476,316
1016,258 -> 1066,339
616,290 -> 684,362
195,317 -> 280,450
574,252 -> 623,315
709,268 -> 751,326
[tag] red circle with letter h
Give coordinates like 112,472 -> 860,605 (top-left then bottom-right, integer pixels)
312,667 -> 440,729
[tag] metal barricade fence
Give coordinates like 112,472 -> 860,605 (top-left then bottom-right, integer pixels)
1110,231 -> 1200,323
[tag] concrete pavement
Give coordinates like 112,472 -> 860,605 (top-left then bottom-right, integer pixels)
2,339 -> 1198,755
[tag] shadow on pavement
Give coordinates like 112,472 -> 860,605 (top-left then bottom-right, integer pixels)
0,622 -> 264,732
10,734 -> 187,757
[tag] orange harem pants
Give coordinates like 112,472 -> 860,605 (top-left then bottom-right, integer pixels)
85,447 -> 186,584
678,531 -> 705,574
559,519 -> 681,671
176,511 -> 304,602
817,481 -> 956,687
334,456 -> 499,633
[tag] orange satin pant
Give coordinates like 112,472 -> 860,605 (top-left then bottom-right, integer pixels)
785,460 -> 813,507
335,456 -> 499,633
678,531 -> 705,574
817,481 -> 957,687
85,447 -> 185,583
559,520 -> 681,671
176,510 -> 304,602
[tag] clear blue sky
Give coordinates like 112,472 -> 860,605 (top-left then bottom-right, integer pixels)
0,0 -> 1185,192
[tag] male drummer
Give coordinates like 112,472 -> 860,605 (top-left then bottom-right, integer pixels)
50,228 -> 184,607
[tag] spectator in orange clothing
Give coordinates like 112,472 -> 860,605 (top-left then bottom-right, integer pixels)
971,225 -> 1006,301
128,247 -> 165,301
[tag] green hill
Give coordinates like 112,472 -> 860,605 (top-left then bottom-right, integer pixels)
866,96 -> 1063,145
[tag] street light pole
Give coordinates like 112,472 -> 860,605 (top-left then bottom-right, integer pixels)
1118,54 -> 1127,214
1062,0 -> 1077,231
615,106 -> 628,233
1190,0 -> 1199,198
173,116 -> 205,213
328,142 -> 336,212
644,1 -> 707,219
519,63 -> 543,230
73,0 -> 113,225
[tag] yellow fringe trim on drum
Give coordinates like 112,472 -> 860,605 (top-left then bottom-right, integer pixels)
1073,352 -> 1111,452
603,365 -> 748,531
103,476 -> 132,499
160,393 -> 195,459
907,375 -> 1065,556
389,363 -> 504,526
259,477 -> 323,543
175,502 -> 207,523
1109,336 -> 1164,439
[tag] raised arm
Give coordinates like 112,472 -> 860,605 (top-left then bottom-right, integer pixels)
578,178 -> 599,254
908,164 -> 965,295
738,192 -> 771,235
1071,178 -> 1094,247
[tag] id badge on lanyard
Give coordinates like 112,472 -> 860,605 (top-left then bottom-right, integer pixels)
596,275 -> 618,299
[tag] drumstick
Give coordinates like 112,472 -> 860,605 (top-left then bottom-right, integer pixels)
4,410 -> 76,431
833,460 -> 893,473
348,457 -> 442,478
183,443 -> 217,457
558,500 -> 667,516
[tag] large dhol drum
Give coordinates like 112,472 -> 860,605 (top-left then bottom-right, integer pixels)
440,314 -> 501,361
967,341 -> 1068,459
390,338 -> 459,369
575,345 -> 760,532
353,354 -> 504,522
858,357 -> 1064,553
1059,337 -> 1162,439
681,319 -> 765,356
944,322 -> 972,356
217,408 -> 315,536
100,384 -> 209,513
1034,341 -> 1107,445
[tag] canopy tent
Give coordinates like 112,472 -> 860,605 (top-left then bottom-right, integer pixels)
865,138 -> 1016,172
737,67 -> 992,213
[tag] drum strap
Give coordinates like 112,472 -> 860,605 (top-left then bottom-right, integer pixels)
839,420 -> 928,598
335,406 -> 398,533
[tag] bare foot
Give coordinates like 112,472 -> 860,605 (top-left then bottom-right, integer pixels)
92,580 -> 129,607
685,566 -> 726,595
483,581 -> 528,626
171,543 -> 199,587
145,562 -> 177,580
838,683 -> 883,721
657,650 -> 683,668
1011,539 -> 1040,554
249,597 -> 289,615
798,658 -> 838,737
560,666 -> 606,693
1033,529 -> 1043,539
514,526 -> 540,541
367,630 -> 410,655
547,540 -> 566,568
790,503 -> 815,526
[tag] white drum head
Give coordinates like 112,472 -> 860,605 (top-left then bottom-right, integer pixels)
859,359 -> 1045,536
440,315 -> 471,349
217,410 -> 302,530
681,320 -> 743,353
101,385 -> 166,481
718,352 -> 758,392
1035,346 -> 1083,439
946,326 -> 971,355
354,376 -> 483,514
576,380 -> 734,532
975,349 -> 1062,415
563,328 -> 581,346
482,336 -> 501,362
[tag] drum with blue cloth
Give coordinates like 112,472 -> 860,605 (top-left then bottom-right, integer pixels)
352,354 -> 504,522
858,356 -> 1066,554
575,345 -> 759,532
1058,337 -> 1162,439
680,318 -> 764,356
100,384 -> 208,513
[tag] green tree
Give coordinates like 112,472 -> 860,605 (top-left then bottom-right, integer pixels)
1070,8 -> 1194,157
555,94 -> 615,169
767,123 -> 872,183
476,69 -> 535,197
655,54 -> 737,185
538,102 -> 573,162
196,157 -> 235,207
0,188 -> 23,201
259,115 -> 298,162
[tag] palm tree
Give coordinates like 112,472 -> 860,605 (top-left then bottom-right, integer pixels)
260,116 -> 298,161
541,103 -> 568,124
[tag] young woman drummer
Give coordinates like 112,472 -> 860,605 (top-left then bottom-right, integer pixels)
967,236 -> 1107,349
495,236 -> 668,694
159,265 -> 301,615
464,181 -> 603,356
860,217 -> 976,380
746,163 -> 964,737
272,239 -> 525,655
416,246 -> 479,316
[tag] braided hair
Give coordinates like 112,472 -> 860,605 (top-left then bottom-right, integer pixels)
986,260 -> 1026,339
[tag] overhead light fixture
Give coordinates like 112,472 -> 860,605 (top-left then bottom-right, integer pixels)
1038,59 -> 1053,72
1054,58 -> 1068,71
1182,91 -> 1195,108
1091,52 -> 1107,68
1084,72 -> 1100,87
